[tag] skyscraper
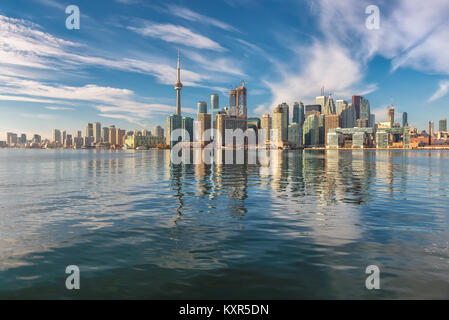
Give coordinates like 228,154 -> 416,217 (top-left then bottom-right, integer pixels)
102,127 -> 109,143
293,102 -> 300,123
316,95 -> 328,114
273,107 -> 285,145
166,114 -> 182,147
109,125 -> 116,145
86,123 -> 93,138
305,104 -> 321,118
94,122 -> 101,143
7,132 -> 18,145
154,125 -> 164,138
303,113 -> 319,146
324,114 -> 340,145
360,98 -> 370,122
229,82 -> 247,118
261,113 -> 272,142
288,123 -> 302,148
439,118 -> 447,132
352,95 -> 362,120
182,117 -> 194,142
277,103 -> 289,141
210,94 -> 219,139
403,112 -> 409,128
388,105 -> 395,125
335,100 -> 346,115
197,101 -> 207,114
53,129 -> 61,144
323,94 -> 336,115
197,113 -> 211,145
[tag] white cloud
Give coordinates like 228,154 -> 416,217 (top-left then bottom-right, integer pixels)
128,22 -> 225,51
263,41 -> 375,112
45,106 -> 75,111
428,80 -> 449,102
313,0 -> 449,75
165,5 -> 238,32
0,14 -> 212,88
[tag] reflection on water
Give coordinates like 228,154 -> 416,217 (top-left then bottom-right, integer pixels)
0,149 -> 448,299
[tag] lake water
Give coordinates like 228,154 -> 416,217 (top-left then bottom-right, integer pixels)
0,148 -> 448,299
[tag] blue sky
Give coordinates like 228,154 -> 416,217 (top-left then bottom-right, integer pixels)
0,0 -> 449,140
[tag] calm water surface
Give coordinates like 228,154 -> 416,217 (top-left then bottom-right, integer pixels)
0,149 -> 448,299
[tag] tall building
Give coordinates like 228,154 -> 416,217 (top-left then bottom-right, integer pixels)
53,129 -> 61,144
229,83 -> 247,118
335,100 -> 346,115
19,133 -> 27,144
197,113 -> 211,145
272,107 -> 286,144
86,123 -> 93,138
116,129 -> 126,146
94,122 -> 101,143
182,116 -> 194,142
65,134 -> 72,147
288,123 -> 302,148
154,125 -> 164,138
293,102 -> 300,123
261,113 -> 272,142
318,114 -> 326,145
276,103 -> 289,141
316,95 -> 328,114
167,50 -> 184,146
215,113 -> 247,147
109,125 -> 117,145
324,114 -> 340,145
303,113 -> 319,146
338,101 -> 355,128
175,49 -> 183,116
323,94 -> 336,115
403,112 -> 409,128
356,118 -> 369,128
197,101 -> 207,114
360,98 -> 370,123
370,114 -> 376,128
62,130 -> 67,146
305,104 -> 321,118
210,94 -> 219,140
7,132 -> 18,145
388,105 -> 395,125
439,118 -> 447,132
166,114 -> 182,147
352,95 -> 362,120
102,127 -> 109,143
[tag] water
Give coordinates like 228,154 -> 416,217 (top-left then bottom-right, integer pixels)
0,148 -> 448,299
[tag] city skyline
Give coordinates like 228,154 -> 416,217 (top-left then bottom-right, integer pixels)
1,0 -> 449,140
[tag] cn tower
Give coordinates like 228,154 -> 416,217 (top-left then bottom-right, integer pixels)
174,49 -> 183,116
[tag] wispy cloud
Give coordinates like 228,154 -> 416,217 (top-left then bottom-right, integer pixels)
428,80 -> 449,102
45,106 -> 75,111
262,41 -> 376,112
0,14 -> 211,87
165,5 -> 238,32
127,21 -> 225,51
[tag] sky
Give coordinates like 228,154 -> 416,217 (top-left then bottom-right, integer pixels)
1,0 -> 449,140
